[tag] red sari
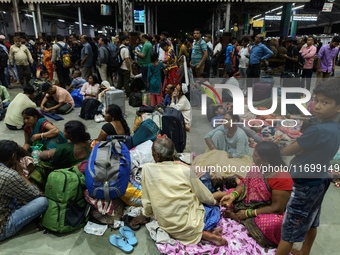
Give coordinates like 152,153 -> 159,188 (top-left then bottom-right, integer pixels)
228,166 -> 293,247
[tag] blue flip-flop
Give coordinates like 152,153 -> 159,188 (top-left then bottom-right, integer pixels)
119,226 -> 138,246
109,234 -> 134,253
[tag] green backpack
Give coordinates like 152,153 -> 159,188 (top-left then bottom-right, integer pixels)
41,166 -> 89,233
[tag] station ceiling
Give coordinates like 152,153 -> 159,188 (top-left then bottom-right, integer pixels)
0,0 -> 339,35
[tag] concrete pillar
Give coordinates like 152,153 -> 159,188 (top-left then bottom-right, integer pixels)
36,3 -> 43,33
225,3 -> 231,32
78,7 -> 83,35
290,11 -> 298,38
279,3 -> 292,37
244,13 -> 250,36
12,0 -> 22,32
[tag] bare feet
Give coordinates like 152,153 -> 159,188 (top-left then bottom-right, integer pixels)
202,231 -> 228,246
223,209 -> 240,222
212,227 -> 223,236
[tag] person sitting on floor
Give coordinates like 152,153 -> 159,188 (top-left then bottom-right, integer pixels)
22,108 -> 67,151
0,85 -> 10,108
5,86 -> 37,130
40,82 -> 74,115
170,83 -> 192,131
95,104 -> 130,141
214,141 -> 293,247
205,111 -> 249,158
80,74 -> 100,99
130,137 -> 228,246
162,83 -> 176,107
29,120 -> 91,191
67,70 -> 86,92
0,140 -> 48,241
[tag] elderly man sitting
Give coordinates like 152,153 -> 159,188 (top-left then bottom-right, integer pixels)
131,137 -> 227,246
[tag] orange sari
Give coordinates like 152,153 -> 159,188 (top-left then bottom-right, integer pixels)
43,49 -> 54,81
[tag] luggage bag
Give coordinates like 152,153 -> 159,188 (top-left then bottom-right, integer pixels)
105,89 -> 125,113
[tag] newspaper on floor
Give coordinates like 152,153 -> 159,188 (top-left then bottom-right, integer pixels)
84,221 -> 108,236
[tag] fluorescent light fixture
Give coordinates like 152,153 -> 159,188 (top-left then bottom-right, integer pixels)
253,14 -> 262,19
271,6 -> 283,12
58,19 -> 65,22
2,11 -> 6,14
255,17 -> 264,21
83,24 -> 87,26
292,5 -> 304,10
277,12 -> 282,15
91,25 -> 94,27
75,22 -> 79,24
25,14 -> 33,18
98,30 -> 103,33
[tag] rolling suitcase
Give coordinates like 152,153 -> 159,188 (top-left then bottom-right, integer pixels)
132,119 -> 160,147
161,108 -> 187,153
105,89 -> 125,113
253,82 -> 273,101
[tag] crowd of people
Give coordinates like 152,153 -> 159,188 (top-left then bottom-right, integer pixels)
0,29 -> 340,255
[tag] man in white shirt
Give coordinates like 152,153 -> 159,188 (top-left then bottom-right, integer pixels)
117,35 -> 131,97
238,37 -> 250,92
5,86 -> 37,130
130,137 -> 227,246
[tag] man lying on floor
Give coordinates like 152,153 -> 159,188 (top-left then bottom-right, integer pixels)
130,137 -> 228,246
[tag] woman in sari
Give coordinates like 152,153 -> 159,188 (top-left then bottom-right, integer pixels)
160,41 -> 180,86
215,141 -> 293,247
29,120 -> 92,191
43,43 -> 53,81
22,108 -> 66,151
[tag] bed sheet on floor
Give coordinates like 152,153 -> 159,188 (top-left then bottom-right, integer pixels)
155,209 -> 289,255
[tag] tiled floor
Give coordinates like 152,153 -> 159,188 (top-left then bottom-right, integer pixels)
1,69 -> 340,254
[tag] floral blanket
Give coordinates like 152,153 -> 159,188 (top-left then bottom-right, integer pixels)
155,208 -> 289,255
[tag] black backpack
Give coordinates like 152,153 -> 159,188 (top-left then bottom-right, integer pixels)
79,99 -> 102,120
0,47 -> 8,68
297,52 -> 305,69
110,46 -> 126,72
217,46 -> 227,64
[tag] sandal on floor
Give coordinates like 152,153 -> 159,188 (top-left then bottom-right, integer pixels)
119,226 -> 138,246
109,234 -> 134,253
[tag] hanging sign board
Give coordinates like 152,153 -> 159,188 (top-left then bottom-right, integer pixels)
322,3 -> 333,12
253,20 -> 264,27
265,15 -> 281,21
293,14 -> 318,21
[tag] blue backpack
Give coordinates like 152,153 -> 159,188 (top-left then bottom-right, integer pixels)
86,139 -> 131,201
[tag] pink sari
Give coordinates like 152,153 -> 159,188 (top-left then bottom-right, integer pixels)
229,167 -> 285,247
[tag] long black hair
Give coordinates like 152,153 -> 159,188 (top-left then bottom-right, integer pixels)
64,120 -> 91,143
107,104 -> 131,135
22,108 -> 44,119
255,141 -> 286,167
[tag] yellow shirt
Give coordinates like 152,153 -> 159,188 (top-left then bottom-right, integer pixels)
142,161 -> 215,245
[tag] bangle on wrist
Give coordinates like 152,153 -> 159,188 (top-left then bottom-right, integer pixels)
41,133 -> 44,139
254,209 -> 258,217
230,191 -> 239,200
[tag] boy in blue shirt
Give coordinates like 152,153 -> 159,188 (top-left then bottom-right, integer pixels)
276,79 -> 340,255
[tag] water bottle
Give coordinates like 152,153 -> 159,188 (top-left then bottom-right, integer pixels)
30,144 -> 43,165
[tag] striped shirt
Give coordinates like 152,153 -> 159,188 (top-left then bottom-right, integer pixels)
191,39 -> 207,66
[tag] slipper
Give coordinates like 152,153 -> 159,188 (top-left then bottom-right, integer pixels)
122,215 -> 141,231
109,234 -> 133,253
119,226 -> 138,246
